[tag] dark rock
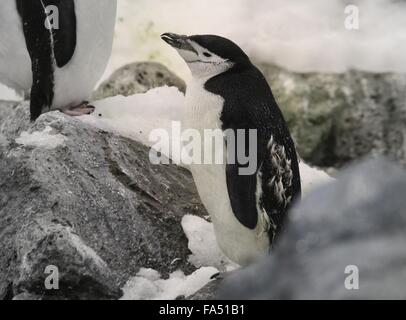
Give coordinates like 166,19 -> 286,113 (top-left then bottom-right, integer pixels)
12,292 -> 42,300
221,159 -> 406,299
0,102 -> 207,300
257,63 -> 406,168
188,278 -> 221,300
93,62 -> 186,100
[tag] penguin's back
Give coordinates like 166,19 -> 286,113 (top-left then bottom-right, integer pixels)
206,62 -> 301,244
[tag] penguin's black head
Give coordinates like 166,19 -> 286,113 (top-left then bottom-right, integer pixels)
161,33 -> 250,78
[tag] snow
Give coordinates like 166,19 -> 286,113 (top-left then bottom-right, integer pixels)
81,86 -> 185,152
0,84 -> 21,101
121,267 -> 218,300
105,0 -> 406,82
300,162 -> 334,197
15,126 -> 66,149
181,215 -> 239,272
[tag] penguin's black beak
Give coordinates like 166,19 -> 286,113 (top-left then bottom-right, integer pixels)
161,33 -> 196,53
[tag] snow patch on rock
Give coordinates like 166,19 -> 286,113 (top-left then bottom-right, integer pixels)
181,215 -> 239,272
15,126 -> 66,149
121,267 -> 218,300
81,86 -> 185,150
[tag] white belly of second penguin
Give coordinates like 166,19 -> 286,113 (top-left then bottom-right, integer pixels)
52,0 -> 117,108
0,0 -> 116,108
184,78 -> 270,266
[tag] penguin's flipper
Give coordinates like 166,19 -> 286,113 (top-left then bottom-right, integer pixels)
224,120 -> 299,238
49,0 -> 77,68
225,162 -> 259,229
208,66 -> 301,238
16,0 -> 76,121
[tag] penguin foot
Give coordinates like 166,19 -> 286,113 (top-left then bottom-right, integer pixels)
61,102 -> 95,117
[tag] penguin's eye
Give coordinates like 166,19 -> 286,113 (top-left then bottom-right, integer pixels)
203,52 -> 212,58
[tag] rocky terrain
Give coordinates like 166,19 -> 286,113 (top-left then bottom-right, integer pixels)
1,61 -> 405,300
93,62 -> 186,100
259,63 -> 406,168
0,102 -> 207,300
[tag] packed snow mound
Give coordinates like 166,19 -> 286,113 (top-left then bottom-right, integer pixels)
121,267 -> 218,300
81,86 -> 185,149
181,215 -> 239,272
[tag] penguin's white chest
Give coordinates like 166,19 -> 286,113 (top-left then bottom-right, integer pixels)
184,77 -> 270,266
52,0 -> 117,108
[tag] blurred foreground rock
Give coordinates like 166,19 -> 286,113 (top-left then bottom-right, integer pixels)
188,278 -> 221,300
0,101 -> 206,300
258,63 -> 406,168
93,62 -> 186,100
221,159 -> 406,299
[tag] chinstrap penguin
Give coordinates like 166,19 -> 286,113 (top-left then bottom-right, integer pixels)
0,0 -> 117,121
162,33 -> 301,266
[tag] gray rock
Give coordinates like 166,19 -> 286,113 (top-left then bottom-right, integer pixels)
0,102 -> 207,300
12,292 -> 42,300
93,62 -> 186,100
14,216 -> 121,300
188,278 -> 221,300
257,63 -> 406,168
221,159 -> 406,300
